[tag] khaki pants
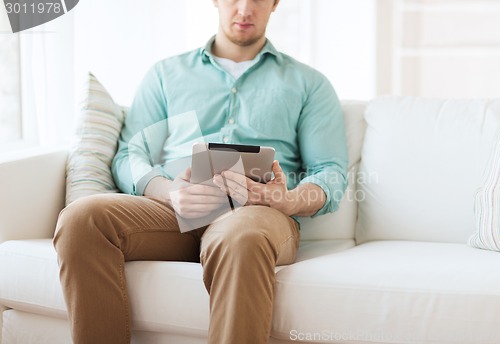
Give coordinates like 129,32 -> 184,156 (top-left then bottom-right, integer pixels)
53,193 -> 300,344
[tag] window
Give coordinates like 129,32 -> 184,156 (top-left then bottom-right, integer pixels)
0,5 -> 75,153
0,9 -> 22,145
378,0 -> 500,98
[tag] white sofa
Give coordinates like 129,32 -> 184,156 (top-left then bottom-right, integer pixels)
1,97 -> 500,344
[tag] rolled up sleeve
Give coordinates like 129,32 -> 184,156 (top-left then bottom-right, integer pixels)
112,64 -> 168,195
296,74 -> 348,217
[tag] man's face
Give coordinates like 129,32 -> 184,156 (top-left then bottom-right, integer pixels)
213,0 -> 279,47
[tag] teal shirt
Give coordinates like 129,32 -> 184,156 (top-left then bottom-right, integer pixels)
112,37 -> 348,217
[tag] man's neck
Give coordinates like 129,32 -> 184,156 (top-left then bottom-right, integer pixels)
211,33 -> 267,63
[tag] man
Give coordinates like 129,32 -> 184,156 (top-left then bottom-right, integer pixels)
54,0 -> 348,343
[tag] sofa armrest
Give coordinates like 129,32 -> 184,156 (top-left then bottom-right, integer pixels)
0,149 -> 67,244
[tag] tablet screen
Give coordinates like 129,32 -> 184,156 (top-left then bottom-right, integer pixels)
190,142 -> 275,184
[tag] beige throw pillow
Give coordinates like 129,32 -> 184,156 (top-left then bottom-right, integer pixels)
65,72 -> 126,205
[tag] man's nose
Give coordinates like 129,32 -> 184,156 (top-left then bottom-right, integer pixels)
237,0 -> 253,17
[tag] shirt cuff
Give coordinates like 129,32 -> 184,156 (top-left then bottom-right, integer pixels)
298,175 -> 339,217
135,167 -> 163,196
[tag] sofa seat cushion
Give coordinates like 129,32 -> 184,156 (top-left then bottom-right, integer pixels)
0,240 -> 66,318
1,309 -> 208,344
0,238 -> 354,335
272,240 -> 500,344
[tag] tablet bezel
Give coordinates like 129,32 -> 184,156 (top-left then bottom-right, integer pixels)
190,142 -> 275,184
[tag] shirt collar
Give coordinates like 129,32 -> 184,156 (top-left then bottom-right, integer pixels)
200,35 -> 283,65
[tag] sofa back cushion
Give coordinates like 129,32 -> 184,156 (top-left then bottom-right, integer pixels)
356,96 -> 500,244
299,101 -> 367,241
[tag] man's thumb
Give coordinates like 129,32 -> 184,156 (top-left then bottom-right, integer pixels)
272,160 -> 285,184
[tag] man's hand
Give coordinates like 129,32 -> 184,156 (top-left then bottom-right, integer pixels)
169,168 -> 229,219
145,169 -> 229,219
214,160 -> 327,217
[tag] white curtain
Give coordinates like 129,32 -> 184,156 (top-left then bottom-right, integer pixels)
0,8 -> 22,145
7,0 -> 378,153
18,13 -> 75,148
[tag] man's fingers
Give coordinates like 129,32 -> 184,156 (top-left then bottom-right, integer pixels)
220,170 -> 247,185
214,174 -> 247,195
189,194 -> 228,204
172,181 -> 224,196
212,174 -> 251,205
187,183 -> 226,196
173,200 -> 226,211
170,190 -> 229,218
173,203 -> 227,219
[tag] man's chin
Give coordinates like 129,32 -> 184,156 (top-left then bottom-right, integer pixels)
228,33 -> 264,47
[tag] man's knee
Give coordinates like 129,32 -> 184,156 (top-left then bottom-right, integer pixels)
201,206 -> 279,261
53,194 -> 118,255
216,205 -> 280,233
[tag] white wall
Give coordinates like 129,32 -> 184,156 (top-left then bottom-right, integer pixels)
73,0 -> 377,106
378,0 -> 500,98
5,0 -> 499,151
6,0 -> 376,149
311,1 -> 377,100
73,0 -> 191,106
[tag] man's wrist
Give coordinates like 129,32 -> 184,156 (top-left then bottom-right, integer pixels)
281,189 -> 299,217
144,176 -> 173,205
286,183 -> 326,217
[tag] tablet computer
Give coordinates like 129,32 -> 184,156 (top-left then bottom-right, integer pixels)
190,142 -> 275,184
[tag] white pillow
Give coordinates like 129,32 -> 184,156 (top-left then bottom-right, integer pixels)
468,130 -> 500,251
356,96 -> 500,244
65,72 -> 126,205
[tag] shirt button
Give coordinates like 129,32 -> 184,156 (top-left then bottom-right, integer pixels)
231,87 -> 237,94
223,137 -> 229,143
228,118 -> 235,124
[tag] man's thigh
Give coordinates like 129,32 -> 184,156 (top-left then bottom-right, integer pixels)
62,193 -> 205,262
200,205 -> 300,266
